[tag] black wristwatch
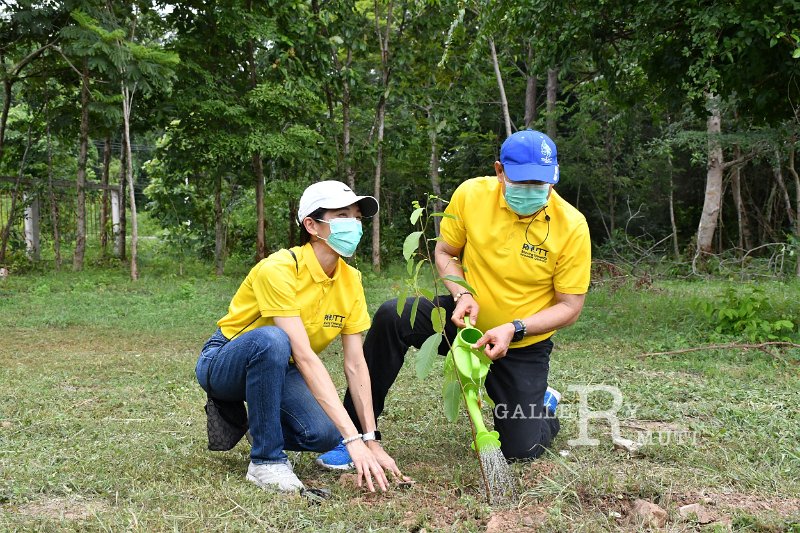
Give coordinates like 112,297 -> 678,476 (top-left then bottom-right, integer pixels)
511,319 -> 526,342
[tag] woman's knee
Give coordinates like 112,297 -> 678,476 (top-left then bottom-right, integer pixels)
242,326 -> 291,364
303,421 -> 341,452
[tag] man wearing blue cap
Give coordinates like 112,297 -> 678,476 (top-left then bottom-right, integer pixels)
317,130 -> 591,467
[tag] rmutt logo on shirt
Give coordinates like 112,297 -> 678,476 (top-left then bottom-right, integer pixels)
323,313 -> 345,328
520,243 -> 549,263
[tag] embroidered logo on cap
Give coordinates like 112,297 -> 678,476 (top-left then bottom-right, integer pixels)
541,140 -> 553,164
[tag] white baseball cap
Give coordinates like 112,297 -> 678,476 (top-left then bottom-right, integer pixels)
297,180 -> 379,223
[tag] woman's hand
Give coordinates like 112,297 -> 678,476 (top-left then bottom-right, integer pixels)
365,441 -> 412,484
345,439 -> 389,492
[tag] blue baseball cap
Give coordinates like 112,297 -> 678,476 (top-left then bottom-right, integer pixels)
499,129 -> 559,184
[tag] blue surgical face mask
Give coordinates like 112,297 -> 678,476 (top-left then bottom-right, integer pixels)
503,181 -> 550,216
316,218 -> 363,257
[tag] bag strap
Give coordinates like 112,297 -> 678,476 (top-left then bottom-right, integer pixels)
226,248 -> 298,343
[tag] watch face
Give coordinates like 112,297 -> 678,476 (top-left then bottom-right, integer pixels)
512,320 -> 524,341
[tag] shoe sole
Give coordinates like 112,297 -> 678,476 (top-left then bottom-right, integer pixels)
315,458 -> 354,471
246,473 -> 304,493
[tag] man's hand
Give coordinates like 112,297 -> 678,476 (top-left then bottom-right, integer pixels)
472,322 -> 515,360
450,293 -> 479,328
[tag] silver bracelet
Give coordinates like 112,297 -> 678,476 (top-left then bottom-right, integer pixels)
342,434 -> 362,445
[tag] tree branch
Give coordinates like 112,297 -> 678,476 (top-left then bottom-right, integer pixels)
638,341 -> 800,359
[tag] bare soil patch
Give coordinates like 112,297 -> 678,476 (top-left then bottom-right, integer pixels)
12,496 -> 110,521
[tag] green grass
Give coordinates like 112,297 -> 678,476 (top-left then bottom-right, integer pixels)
0,264 -> 799,531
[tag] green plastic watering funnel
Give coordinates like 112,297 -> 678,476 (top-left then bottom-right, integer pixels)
451,317 -> 501,452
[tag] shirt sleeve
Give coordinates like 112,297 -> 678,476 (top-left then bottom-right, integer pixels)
553,222 -> 592,294
341,271 -> 371,335
438,181 -> 468,249
252,252 -> 301,317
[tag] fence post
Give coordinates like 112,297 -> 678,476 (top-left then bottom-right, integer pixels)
24,193 -> 40,261
111,188 -> 121,257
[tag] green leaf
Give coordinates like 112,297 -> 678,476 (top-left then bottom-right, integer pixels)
442,380 -> 461,422
406,257 -> 415,276
420,288 -> 435,301
431,212 -> 457,219
410,207 -> 425,225
441,275 -> 477,295
415,259 -> 426,277
409,296 -> 420,329
416,332 -> 441,380
431,305 -> 446,333
403,231 -> 423,261
396,287 -> 408,317
793,48 -> 800,59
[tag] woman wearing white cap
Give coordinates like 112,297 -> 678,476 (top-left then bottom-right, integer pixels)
195,180 -> 406,493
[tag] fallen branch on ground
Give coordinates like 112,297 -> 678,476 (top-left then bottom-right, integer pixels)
638,341 -> 800,359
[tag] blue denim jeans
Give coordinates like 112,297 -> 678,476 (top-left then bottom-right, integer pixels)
196,327 -> 340,464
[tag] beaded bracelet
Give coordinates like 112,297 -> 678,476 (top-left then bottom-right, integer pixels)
342,434 -> 362,445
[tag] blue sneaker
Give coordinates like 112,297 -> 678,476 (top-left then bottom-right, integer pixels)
316,441 -> 353,470
543,386 -> 561,416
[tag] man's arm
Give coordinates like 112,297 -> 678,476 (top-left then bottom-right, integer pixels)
434,239 -> 478,327
473,291 -> 586,360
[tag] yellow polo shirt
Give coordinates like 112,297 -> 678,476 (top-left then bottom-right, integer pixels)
217,243 -> 371,354
440,176 -> 591,347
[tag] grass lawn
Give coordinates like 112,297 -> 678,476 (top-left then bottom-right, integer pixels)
0,259 -> 798,532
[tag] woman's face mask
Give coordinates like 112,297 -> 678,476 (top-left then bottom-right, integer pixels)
316,217 -> 363,257
503,180 -> 550,216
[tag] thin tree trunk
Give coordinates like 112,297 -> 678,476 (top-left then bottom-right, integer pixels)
730,146 -> 752,253
246,20 -> 267,261
523,43 -> 537,129
0,123 -> 32,263
73,60 -> 90,271
788,144 -> 800,278
100,135 -> 111,255
696,93 -> 723,255
46,111 -> 61,269
546,67 -> 558,140
763,183 -> 777,243
428,106 -> 443,235
214,173 -> 225,275
373,100 -> 385,271
0,43 -> 51,164
772,148 -> 796,227
0,79 -> 11,165
288,195 -> 297,246
118,131 -> 127,261
489,37 -> 512,138
253,153 -> 266,259
122,84 -> 138,280
668,154 -> 680,258
371,0 -> 395,272
343,48 -> 355,189
604,126 -> 615,235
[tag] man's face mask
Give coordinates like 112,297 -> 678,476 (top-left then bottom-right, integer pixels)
316,218 -> 363,257
503,180 -> 550,216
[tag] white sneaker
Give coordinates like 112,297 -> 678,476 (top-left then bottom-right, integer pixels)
246,461 -> 305,492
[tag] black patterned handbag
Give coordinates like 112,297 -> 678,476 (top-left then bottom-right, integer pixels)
205,397 -> 249,451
